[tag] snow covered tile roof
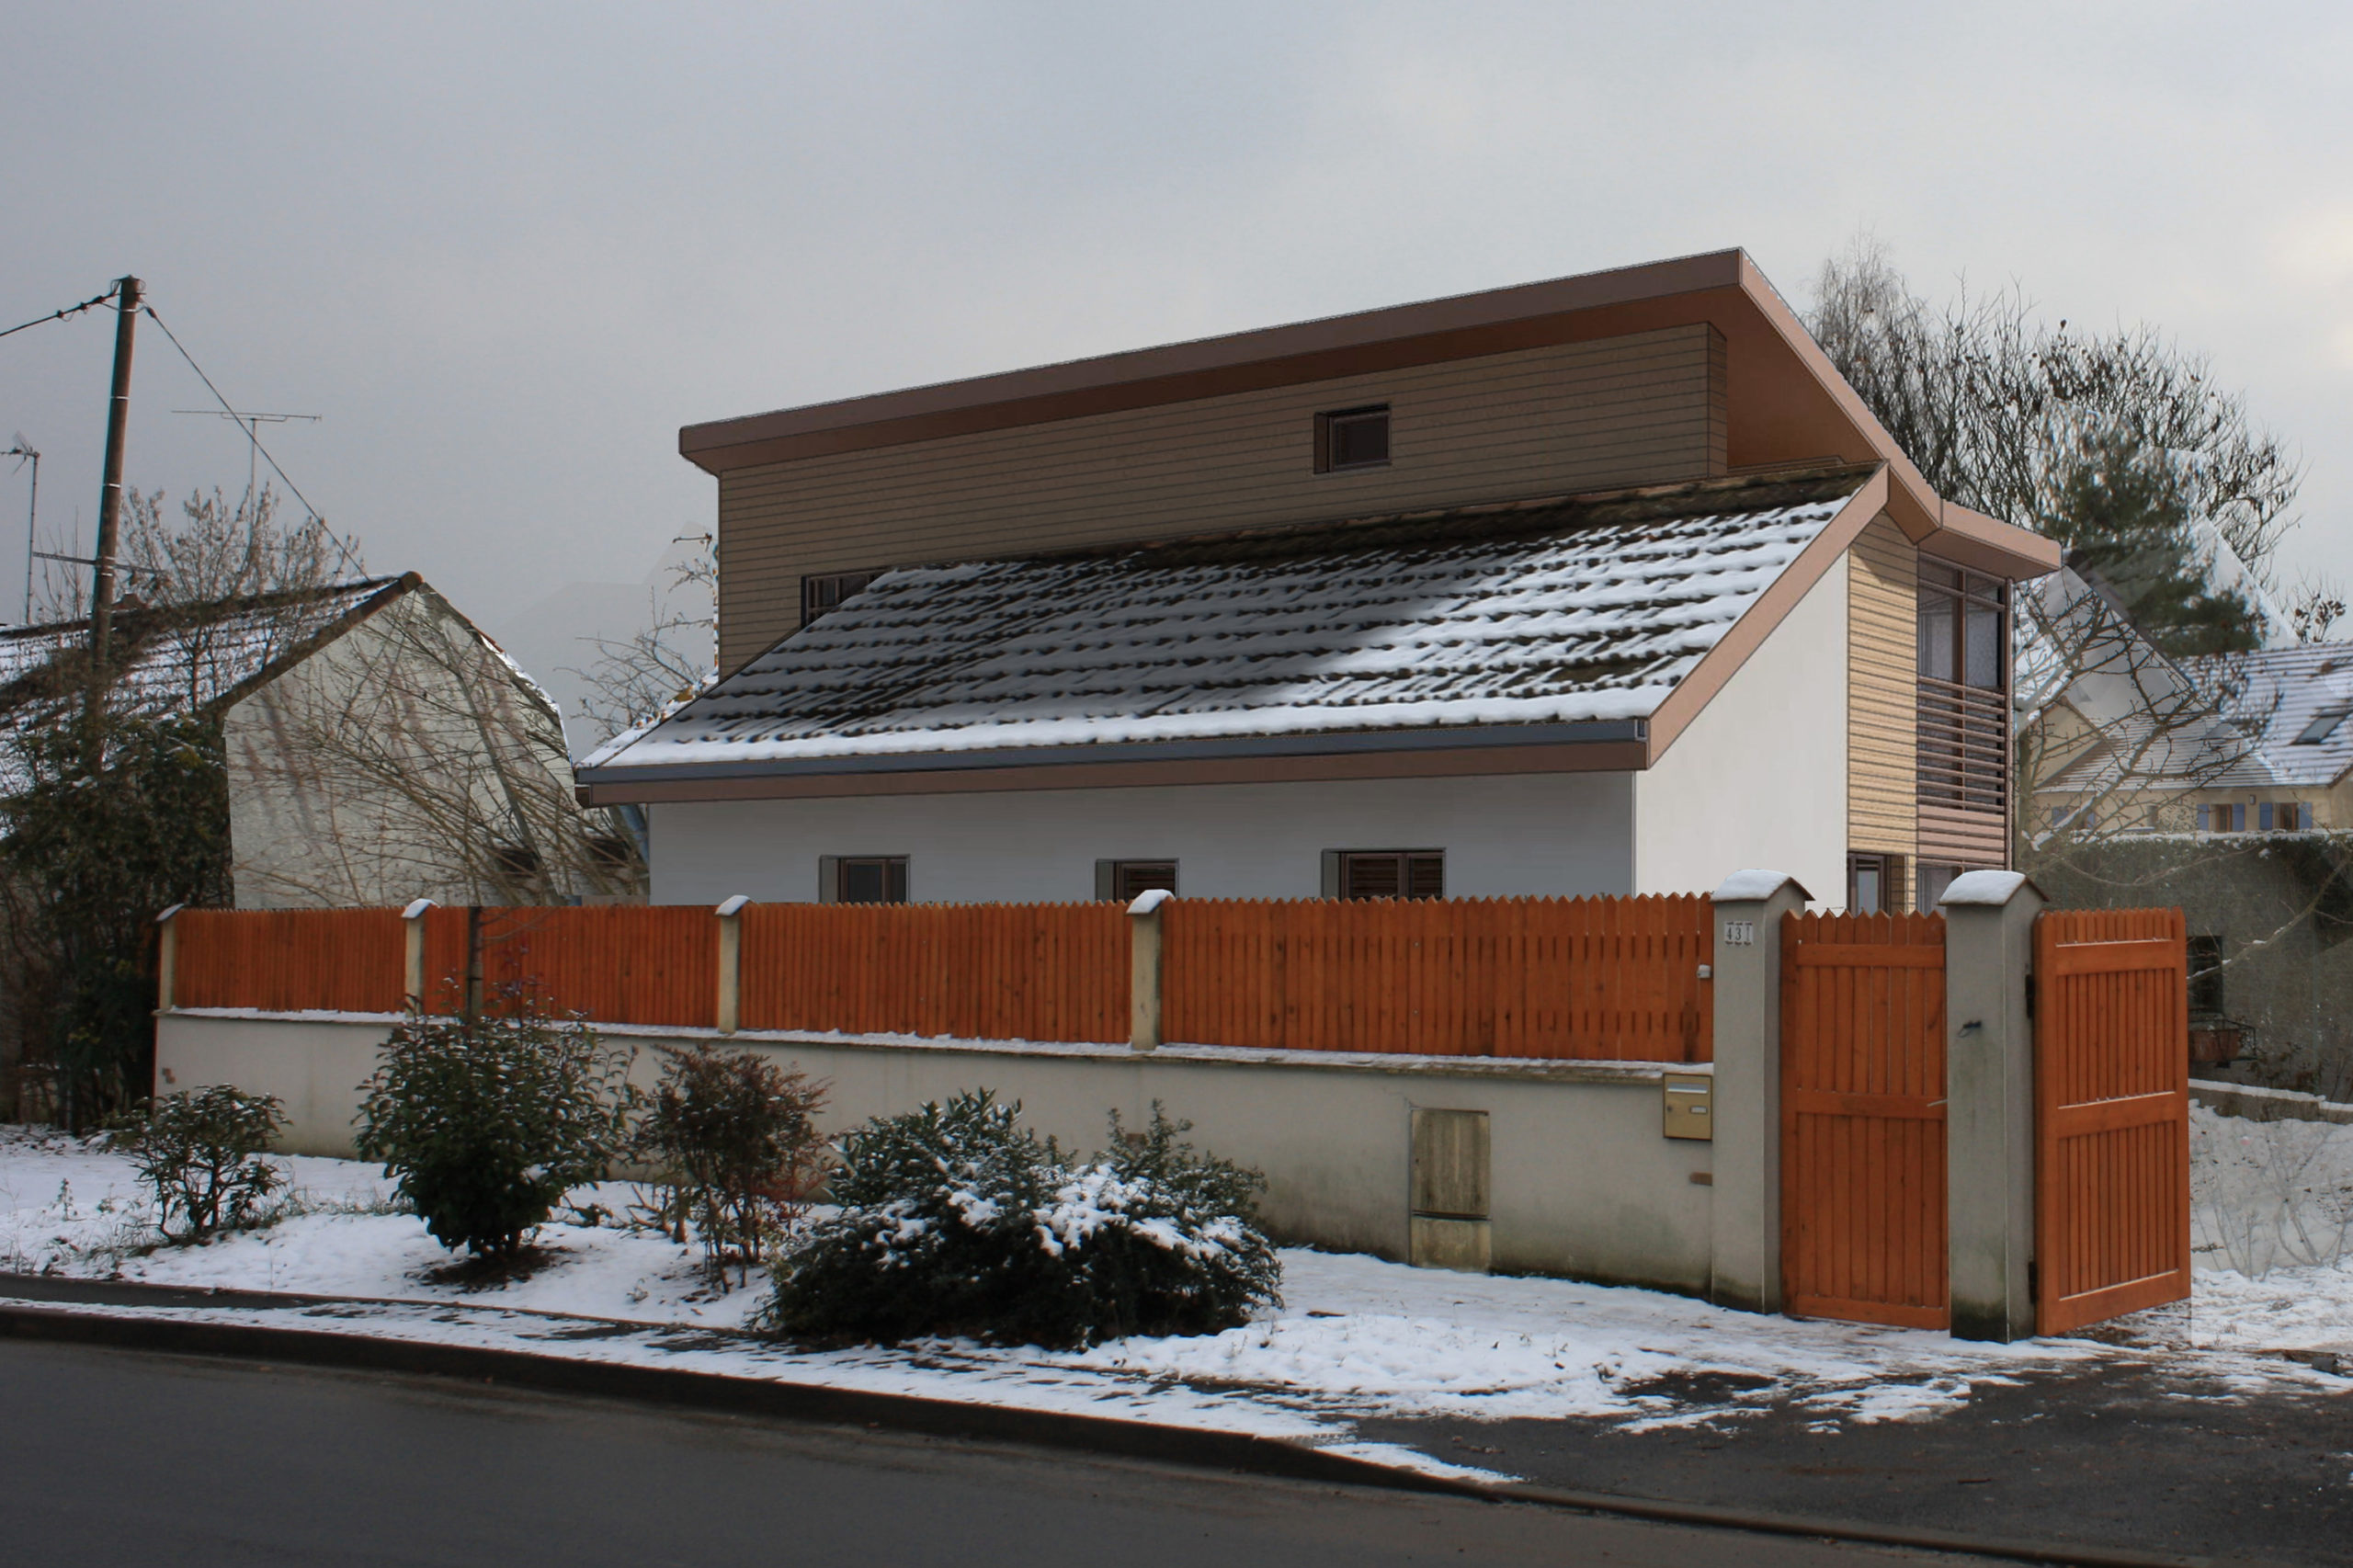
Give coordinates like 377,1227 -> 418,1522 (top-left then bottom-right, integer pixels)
587,470 -> 1870,774
0,578 -> 404,790
2182,641 -> 2353,790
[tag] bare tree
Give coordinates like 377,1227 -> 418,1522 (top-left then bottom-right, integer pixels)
564,536 -> 717,750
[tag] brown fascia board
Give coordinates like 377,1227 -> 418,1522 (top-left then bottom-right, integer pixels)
678,247 -> 2059,585
1644,468 -> 1891,767
680,250 -> 1749,470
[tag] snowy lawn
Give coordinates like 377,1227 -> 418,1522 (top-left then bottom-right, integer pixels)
3,1119 -> 2345,1474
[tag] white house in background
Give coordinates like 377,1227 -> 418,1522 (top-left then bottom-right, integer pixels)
579,250 -> 2060,910
0,576 -> 638,908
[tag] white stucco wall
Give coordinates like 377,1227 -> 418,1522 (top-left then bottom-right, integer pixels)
649,771 -> 1637,906
1633,553 -> 1848,904
156,1010 -> 1715,1290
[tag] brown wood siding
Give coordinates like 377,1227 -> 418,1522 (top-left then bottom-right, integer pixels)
716,324 -> 1726,668
1847,515 -> 1917,864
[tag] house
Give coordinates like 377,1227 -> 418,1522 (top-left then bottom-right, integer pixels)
581,251 -> 2059,910
0,575 -> 639,909
2023,580 -> 2353,1090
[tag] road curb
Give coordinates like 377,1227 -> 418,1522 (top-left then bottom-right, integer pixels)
0,1286 -> 2266,1568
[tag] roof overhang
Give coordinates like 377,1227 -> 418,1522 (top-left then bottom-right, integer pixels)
679,248 -> 2059,584
578,719 -> 1647,805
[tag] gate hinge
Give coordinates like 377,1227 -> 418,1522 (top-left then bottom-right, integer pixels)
2028,1258 -> 2039,1304
2025,971 -> 2036,1022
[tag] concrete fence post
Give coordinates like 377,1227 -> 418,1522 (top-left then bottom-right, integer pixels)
1940,869 -> 2044,1343
715,894 -> 750,1035
153,903 -> 186,1014
402,899 -> 435,1012
1128,889 -> 1169,1052
1708,869 -> 1811,1314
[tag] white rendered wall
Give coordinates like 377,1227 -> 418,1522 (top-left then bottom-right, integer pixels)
649,771 -> 1635,906
1633,554 -> 1847,903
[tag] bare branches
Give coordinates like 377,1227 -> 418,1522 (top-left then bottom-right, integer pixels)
563,539 -> 716,749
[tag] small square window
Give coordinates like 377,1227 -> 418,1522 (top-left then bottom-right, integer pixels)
1096,859 -> 1177,902
1314,404 -> 1391,473
822,855 -> 908,903
1329,849 -> 1443,901
801,570 -> 880,626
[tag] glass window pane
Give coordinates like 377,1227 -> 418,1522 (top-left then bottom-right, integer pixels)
1964,601 -> 2002,688
1918,595 -> 1956,682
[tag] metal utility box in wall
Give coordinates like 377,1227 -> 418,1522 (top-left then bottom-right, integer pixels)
1410,1108 -> 1492,1272
1663,1072 -> 1714,1141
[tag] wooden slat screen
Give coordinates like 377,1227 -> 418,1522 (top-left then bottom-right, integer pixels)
1779,910 -> 1949,1330
736,902 -> 1128,1044
172,907 -> 407,1014
2034,906 -> 2190,1335
416,905 -> 720,1028
1160,895 -> 1712,1061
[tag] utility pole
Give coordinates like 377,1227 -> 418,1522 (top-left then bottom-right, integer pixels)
85,276 -> 140,732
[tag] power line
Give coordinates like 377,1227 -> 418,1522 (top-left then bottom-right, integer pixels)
0,287 -> 117,343
139,301 -> 366,579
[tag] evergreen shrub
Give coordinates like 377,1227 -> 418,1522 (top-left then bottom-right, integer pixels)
763,1090 -> 1279,1346
631,1042 -> 827,1282
355,1006 -> 631,1256
108,1085 -> 286,1241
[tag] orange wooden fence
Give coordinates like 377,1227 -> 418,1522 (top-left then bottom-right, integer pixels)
2034,907 -> 2191,1335
736,902 -> 1128,1044
417,905 -> 718,1028
1779,911 -> 1949,1330
1161,895 -> 1713,1061
172,907 -> 407,1014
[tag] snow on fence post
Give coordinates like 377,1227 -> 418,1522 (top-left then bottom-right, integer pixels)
153,903 -> 186,1014
1939,870 -> 2043,1344
715,895 -> 750,1035
1707,869 -> 1809,1315
402,899 -> 436,1012
1128,889 -> 1169,1052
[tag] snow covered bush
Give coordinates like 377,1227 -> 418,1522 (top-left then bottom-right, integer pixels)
2192,1108 -> 2353,1277
108,1085 -> 287,1241
631,1042 -> 827,1283
761,1090 -> 1279,1346
355,1008 -> 631,1257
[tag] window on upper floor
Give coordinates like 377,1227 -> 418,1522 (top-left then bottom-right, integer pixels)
1917,564 -> 2007,691
801,570 -> 880,626
2294,705 -> 2350,744
1314,404 -> 1391,473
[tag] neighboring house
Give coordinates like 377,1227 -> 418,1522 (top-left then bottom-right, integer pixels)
0,575 -> 640,908
581,250 -> 2059,910
2022,569 -> 2353,1090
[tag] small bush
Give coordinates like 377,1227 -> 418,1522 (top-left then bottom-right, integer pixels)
355,1007 -> 631,1257
631,1042 -> 827,1283
763,1091 -> 1279,1346
108,1085 -> 287,1241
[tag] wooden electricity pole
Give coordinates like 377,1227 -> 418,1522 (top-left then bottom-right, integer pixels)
86,274 -> 142,723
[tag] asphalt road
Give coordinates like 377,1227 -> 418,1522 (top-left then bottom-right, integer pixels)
0,1339 -> 2009,1568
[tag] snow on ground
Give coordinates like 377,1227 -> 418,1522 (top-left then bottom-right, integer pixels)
2,1120 -> 2344,1470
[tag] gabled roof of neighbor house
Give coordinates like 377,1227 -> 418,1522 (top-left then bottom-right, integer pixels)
2185,642 -> 2353,790
581,465 -> 1890,799
0,574 -> 561,793
678,248 -> 2058,585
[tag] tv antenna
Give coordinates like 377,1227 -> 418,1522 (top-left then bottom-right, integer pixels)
173,407 -> 321,503
5,436 -> 37,624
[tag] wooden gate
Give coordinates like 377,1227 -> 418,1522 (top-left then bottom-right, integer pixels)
2033,908 -> 2191,1335
1780,912 -> 1949,1328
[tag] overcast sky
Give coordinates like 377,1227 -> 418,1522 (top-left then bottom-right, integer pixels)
5,2 -> 2349,662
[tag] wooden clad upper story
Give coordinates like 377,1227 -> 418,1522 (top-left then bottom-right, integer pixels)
711,325 -> 1727,667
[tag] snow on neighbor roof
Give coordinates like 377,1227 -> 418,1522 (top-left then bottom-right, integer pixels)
2182,641 -> 2353,790
586,468 -> 1871,774
0,578 -> 406,790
